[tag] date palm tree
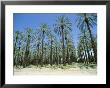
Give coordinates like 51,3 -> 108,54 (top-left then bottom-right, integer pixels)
23,28 -> 32,67
14,31 -> 20,66
38,23 -> 50,66
54,15 -> 72,65
80,28 -> 91,64
47,30 -> 56,66
76,13 -> 97,61
14,31 -> 20,55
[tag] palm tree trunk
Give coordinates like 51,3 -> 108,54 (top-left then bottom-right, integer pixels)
84,50 -> 88,64
82,39 -> 88,64
44,48 -> 46,65
14,37 -> 18,66
61,26 -> 65,66
56,46 -> 58,65
41,32 -> 44,67
18,44 -> 21,66
50,38 -> 53,66
14,42 -> 16,66
14,43 -> 16,55
83,29 -> 90,64
85,20 -> 97,63
37,44 -> 39,66
66,39 -> 69,64
23,35 -> 30,68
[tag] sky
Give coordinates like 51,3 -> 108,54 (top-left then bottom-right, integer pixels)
13,13 -> 97,48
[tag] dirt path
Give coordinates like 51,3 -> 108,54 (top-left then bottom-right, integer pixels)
14,64 -> 97,75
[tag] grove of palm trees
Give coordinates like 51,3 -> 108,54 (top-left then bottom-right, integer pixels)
14,13 -> 97,75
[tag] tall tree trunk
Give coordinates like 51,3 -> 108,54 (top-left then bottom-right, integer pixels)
85,18 -> 97,63
23,44 -> 29,68
44,48 -> 47,65
81,43 -> 87,64
23,34 -> 31,67
50,37 -> 53,66
83,29 -> 90,64
56,46 -> 58,65
14,36 -> 18,54
66,38 -> 69,64
82,39 -> 88,64
18,44 -> 21,66
41,32 -> 44,67
37,44 -> 39,66
14,42 -> 16,66
61,26 -> 65,66
14,37 -> 18,66
14,43 -> 16,55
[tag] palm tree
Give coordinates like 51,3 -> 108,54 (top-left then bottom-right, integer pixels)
14,31 -> 20,55
91,35 -> 97,63
77,36 -> 87,63
44,43 -> 48,65
47,30 -> 56,66
76,13 -> 97,61
23,28 -> 32,67
33,31 -> 41,65
80,29 -> 91,64
17,32 -> 24,66
64,31 -> 72,64
54,15 -> 72,65
14,31 -> 20,66
54,38 -> 59,65
77,27 -> 94,64
38,23 -> 50,66
67,37 -> 76,64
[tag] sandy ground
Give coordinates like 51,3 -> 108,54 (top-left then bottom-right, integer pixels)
14,63 -> 97,75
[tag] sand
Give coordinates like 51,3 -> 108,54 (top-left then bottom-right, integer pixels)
14,63 -> 97,75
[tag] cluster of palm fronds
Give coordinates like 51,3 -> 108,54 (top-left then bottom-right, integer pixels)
14,13 -> 97,68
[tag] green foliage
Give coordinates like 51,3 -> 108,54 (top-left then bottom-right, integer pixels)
14,14 -> 97,69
